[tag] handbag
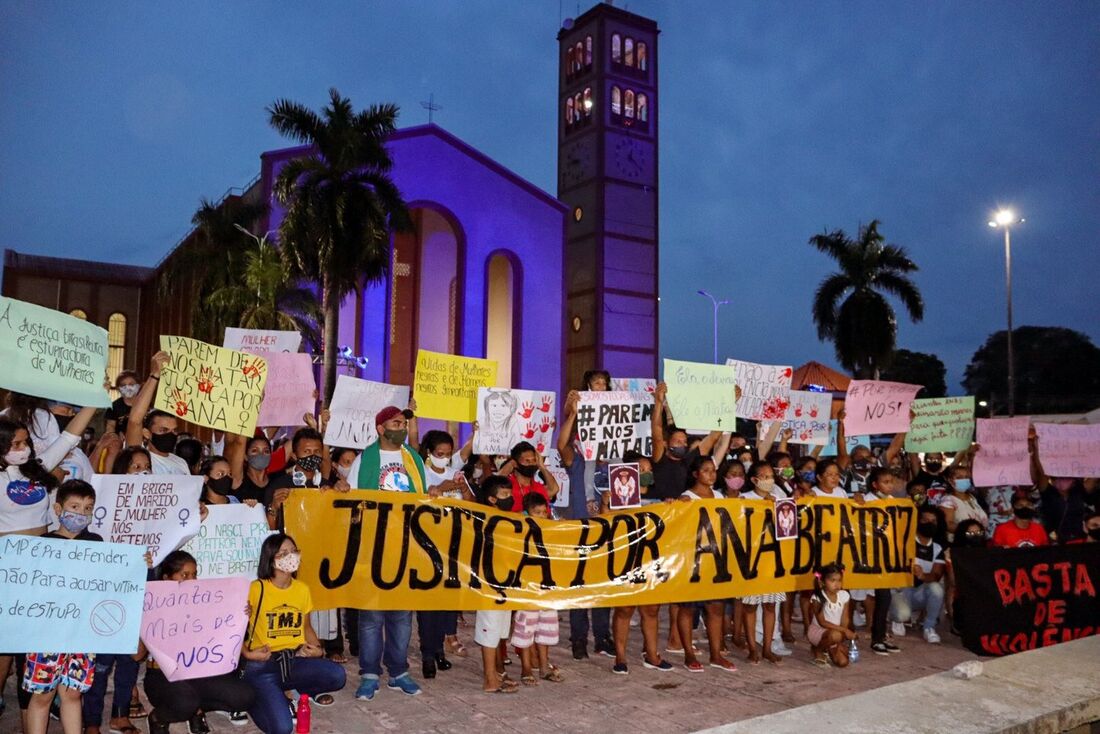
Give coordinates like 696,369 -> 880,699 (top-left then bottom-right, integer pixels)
245,580 -> 299,684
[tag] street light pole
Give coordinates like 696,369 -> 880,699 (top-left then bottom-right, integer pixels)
988,210 -> 1023,416
696,290 -> 729,364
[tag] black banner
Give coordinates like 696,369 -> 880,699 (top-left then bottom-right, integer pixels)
953,544 -> 1100,656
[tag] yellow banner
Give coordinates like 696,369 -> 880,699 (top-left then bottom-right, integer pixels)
412,349 -> 498,422
286,493 -> 916,611
155,335 -> 268,435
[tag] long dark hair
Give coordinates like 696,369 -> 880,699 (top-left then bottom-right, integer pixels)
0,418 -> 58,490
157,550 -> 198,580
813,561 -> 845,605
4,392 -> 51,440
419,430 -> 455,460
685,453 -> 715,489
111,446 -> 151,475
257,533 -> 296,580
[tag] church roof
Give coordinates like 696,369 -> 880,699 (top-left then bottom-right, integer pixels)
791,361 -> 851,392
3,249 -> 154,286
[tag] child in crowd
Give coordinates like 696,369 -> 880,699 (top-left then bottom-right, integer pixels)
738,461 -> 788,664
512,494 -> 564,684
808,563 -> 855,668
475,476 -> 519,693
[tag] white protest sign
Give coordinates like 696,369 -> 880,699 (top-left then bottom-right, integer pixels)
223,328 -> 302,354
973,417 -> 1032,487
576,390 -> 654,462
181,504 -> 274,578
90,474 -> 203,565
546,449 -> 571,509
725,358 -> 793,421
324,374 -> 410,449
474,388 -> 556,456
1034,423 -> 1100,478
664,359 -> 737,432
771,390 -> 832,446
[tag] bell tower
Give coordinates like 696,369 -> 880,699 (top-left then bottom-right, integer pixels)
558,3 -> 659,389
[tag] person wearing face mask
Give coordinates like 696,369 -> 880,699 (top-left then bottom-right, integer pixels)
329,447 -> 358,485
650,383 -> 721,501
1,392 -> 60,455
991,494 -> 1048,547
227,434 -> 274,504
1071,509 -> 1100,543
199,456 -> 260,508
936,464 -> 987,542
909,451 -> 951,502
1039,476 -> 1089,544
242,534 -> 346,733
836,408 -> 907,495
854,468 -> 903,656
124,352 -> 191,476
889,506 -> 946,644
105,370 -> 142,435
737,461 -> 788,665
716,457 -> 746,498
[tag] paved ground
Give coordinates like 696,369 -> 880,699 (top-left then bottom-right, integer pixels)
0,612 -> 977,734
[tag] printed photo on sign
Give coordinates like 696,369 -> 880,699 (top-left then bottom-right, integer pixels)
608,463 -> 641,510
474,387 -> 556,456
774,497 -> 798,541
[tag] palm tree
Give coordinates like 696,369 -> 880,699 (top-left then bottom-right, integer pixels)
206,228 -> 322,351
268,88 -> 412,404
809,220 -> 924,378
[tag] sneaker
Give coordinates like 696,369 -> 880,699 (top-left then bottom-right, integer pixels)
188,712 -> 211,734
594,637 -> 615,658
870,642 -> 890,656
883,641 -> 902,654
923,628 -> 941,644
683,660 -> 704,673
891,621 -> 907,637
356,675 -> 380,701
853,609 -> 867,628
770,641 -> 793,657
642,656 -> 673,671
148,711 -> 170,734
388,673 -> 423,696
571,641 -> 589,660
612,662 -> 629,675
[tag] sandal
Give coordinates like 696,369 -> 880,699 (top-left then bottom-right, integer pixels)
326,652 -> 348,664
445,637 -> 468,657
521,673 -> 538,686
108,726 -> 141,734
128,702 -> 147,720
813,654 -> 831,668
484,680 -> 519,694
313,694 -> 335,707
541,666 -> 564,683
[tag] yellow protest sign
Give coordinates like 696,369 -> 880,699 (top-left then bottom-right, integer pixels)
287,493 -> 916,611
413,349 -> 497,422
663,358 -> 737,432
154,335 -> 267,435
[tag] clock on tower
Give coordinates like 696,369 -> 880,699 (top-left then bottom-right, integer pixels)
557,3 -> 659,390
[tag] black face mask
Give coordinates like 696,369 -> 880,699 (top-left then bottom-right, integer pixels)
917,521 -> 938,538
1013,506 -> 1036,520
207,476 -> 234,496
297,454 -> 323,473
149,432 -> 177,453
1089,528 -> 1100,542
960,534 -> 987,547
668,446 -> 688,459
515,464 -> 539,479
925,461 -> 943,474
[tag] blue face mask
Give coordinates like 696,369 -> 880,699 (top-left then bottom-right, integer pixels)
954,478 -> 973,492
799,471 -> 816,484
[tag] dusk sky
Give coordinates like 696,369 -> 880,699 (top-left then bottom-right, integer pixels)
2,1 -> 1097,391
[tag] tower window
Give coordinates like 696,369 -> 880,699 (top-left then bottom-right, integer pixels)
565,97 -> 574,127
566,47 -> 575,75
574,41 -> 584,73
637,42 -> 648,71
611,33 -> 621,63
624,38 -> 634,67
611,86 -> 621,116
585,35 -> 593,67
573,92 -> 583,123
624,89 -> 635,119
637,93 -> 648,122
583,87 -> 593,117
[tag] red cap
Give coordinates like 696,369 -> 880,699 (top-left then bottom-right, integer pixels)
375,405 -> 403,427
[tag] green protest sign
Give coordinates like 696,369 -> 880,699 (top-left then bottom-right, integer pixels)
904,396 -> 975,453
663,358 -> 737,432
0,297 -> 110,407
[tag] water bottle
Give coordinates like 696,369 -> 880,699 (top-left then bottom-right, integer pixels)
294,694 -> 311,733
848,638 -> 860,664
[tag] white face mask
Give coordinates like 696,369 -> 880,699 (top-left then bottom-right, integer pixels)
429,454 -> 451,470
754,477 -> 776,494
741,460 -> 752,472
4,448 -> 31,467
335,464 -> 351,479
275,552 -> 301,574
472,467 -> 484,480
119,384 -> 141,399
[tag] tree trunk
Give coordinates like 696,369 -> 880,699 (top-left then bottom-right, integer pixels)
321,277 -> 340,408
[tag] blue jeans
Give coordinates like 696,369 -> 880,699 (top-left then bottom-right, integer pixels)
569,608 -> 611,645
357,610 -> 412,678
242,656 -> 346,734
82,654 -> 139,725
890,583 -> 945,630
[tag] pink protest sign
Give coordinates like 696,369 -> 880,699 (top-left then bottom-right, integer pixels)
1034,423 -> 1100,478
973,417 -> 1032,487
256,352 -> 316,427
140,578 -> 249,681
843,380 -> 920,435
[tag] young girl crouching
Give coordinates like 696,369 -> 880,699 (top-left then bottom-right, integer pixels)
807,563 -> 856,668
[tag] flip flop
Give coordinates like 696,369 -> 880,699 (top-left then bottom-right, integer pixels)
542,667 -> 564,683
521,674 -> 538,686
326,653 -> 349,664
313,694 -> 335,707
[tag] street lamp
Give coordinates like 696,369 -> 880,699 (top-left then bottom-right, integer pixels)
697,290 -> 729,364
987,209 -> 1024,416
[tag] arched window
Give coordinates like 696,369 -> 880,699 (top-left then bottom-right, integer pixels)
573,92 -> 583,122
611,33 -> 621,63
637,93 -> 648,122
486,254 -> 517,387
565,97 -> 574,126
566,47 -> 574,75
69,309 -> 87,320
583,87 -> 593,117
611,86 -> 621,116
585,35 -> 593,66
624,37 -> 634,67
107,313 -> 127,387
574,41 -> 583,72
624,89 -> 635,119
637,42 -> 648,71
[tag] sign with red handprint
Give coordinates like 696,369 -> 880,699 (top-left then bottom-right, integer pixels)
725,358 -> 793,422
474,388 -> 557,457
763,389 -> 833,446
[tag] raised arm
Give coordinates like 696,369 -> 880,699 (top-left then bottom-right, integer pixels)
695,430 -> 723,457
405,397 -> 420,451
536,451 -> 560,500
458,423 -> 476,463
1029,424 -> 1048,490
651,382 -> 668,462
712,432 -> 732,462
757,421 -> 783,460
226,431 -> 247,486
557,391 -> 580,468
836,409 -> 851,471
126,351 -> 169,448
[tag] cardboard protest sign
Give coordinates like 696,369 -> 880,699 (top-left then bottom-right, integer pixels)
576,390 -> 654,462
413,350 -> 498,422
223,327 -> 301,354
140,578 -> 250,681
256,352 -> 316,428
0,296 -> 111,408
904,397 -> 975,453
608,463 -> 641,509
155,336 -> 267,435
91,474 -> 203,565
323,374 -> 410,449
474,388 -> 556,456
843,380 -> 920,435
545,449 -> 571,509
973,417 -> 1032,487
663,359 -> 737,432
725,359 -> 792,421
772,390 -> 832,446
0,536 -> 146,653
181,504 -> 274,578
820,420 -> 869,457
953,544 -> 1099,656
609,378 -> 656,393
1033,423 -> 1100,478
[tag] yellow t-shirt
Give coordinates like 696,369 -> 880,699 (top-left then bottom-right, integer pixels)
247,579 -> 313,653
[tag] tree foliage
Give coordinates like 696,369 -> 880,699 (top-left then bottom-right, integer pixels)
879,348 -> 947,398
